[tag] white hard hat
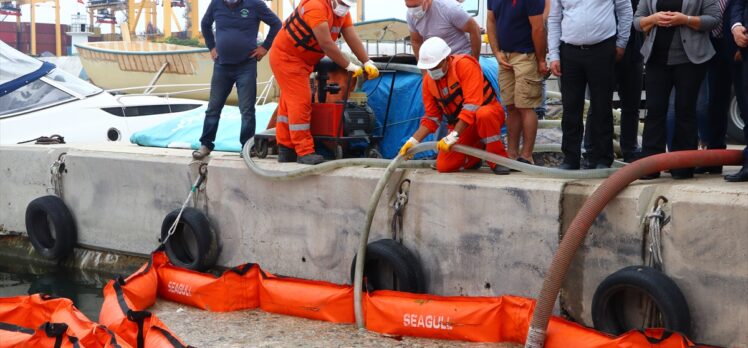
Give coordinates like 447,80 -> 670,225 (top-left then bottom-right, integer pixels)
338,0 -> 355,6
417,37 -> 451,70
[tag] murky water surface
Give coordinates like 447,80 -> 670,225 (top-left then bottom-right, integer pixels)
0,255 -> 115,320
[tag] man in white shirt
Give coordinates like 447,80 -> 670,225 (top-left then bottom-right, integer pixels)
405,0 -> 482,60
547,0 -> 633,170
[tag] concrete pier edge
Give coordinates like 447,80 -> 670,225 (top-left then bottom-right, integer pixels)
1,144 -> 746,347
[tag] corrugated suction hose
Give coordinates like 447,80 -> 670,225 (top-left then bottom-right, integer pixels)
524,149 -> 744,348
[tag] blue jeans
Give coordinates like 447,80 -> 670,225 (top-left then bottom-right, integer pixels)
535,80 -> 547,119
199,60 -> 257,150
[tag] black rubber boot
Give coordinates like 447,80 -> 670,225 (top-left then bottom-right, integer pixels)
492,165 -> 511,175
277,145 -> 298,163
297,153 -> 326,165
467,160 -> 483,170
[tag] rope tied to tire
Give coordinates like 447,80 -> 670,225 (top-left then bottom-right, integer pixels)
391,179 -> 410,242
644,196 -> 669,271
160,163 -> 208,247
48,153 -> 67,198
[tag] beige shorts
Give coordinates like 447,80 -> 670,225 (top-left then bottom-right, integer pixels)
498,52 -> 544,109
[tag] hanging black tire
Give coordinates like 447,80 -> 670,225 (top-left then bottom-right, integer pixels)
592,266 -> 691,336
350,239 -> 426,293
25,195 -> 77,261
160,207 -> 218,271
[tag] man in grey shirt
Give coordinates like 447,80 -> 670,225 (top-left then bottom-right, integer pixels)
548,0 -> 633,169
406,0 -> 482,59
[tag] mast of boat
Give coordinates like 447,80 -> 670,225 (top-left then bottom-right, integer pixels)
356,0 -> 363,22
189,0 -> 198,39
260,0 -> 283,39
164,0 -> 171,37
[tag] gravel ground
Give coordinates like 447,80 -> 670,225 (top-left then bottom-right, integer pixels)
152,300 -> 522,348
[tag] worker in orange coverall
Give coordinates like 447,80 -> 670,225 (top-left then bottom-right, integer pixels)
270,0 -> 379,165
399,37 -> 511,174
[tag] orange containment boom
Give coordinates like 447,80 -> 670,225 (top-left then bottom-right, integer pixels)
98,252 -> 190,348
0,251 -> 710,347
0,294 -> 129,348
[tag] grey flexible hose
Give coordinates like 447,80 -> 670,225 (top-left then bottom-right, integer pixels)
349,142 -> 619,329
242,138 -> 617,180
240,138 -> 621,330
241,138 -> 435,180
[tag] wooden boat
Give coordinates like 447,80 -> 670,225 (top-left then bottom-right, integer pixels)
75,41 -> 275,105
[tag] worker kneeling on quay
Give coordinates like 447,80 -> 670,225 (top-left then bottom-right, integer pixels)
400,37 -> 511,175
270,0 -> 379,165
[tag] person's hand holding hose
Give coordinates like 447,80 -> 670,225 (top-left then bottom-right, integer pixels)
399,137 -> 420,159
346,62 -> 364,78
437,131 -> 459,152
364,60 -> 380,79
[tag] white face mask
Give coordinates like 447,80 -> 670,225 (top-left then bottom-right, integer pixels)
333,1 -> 350,17
427,67 -> 446,80
408,6 -> 426,20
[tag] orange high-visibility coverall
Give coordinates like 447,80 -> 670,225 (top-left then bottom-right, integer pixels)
269,0 -> 353,156
420,54 -> 508,172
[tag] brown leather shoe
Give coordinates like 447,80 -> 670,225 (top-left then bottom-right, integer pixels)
192,145 -> 211,160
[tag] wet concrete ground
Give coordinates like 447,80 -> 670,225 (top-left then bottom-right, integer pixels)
152,300 -> 521,348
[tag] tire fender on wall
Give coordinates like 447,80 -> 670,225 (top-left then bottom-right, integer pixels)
591,265 -> 691,336
25,195 -> 77,261
160,207 -> 218,271
350,239 -> 426,293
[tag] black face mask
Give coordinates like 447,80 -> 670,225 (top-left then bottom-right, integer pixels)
223,0 -> 242,9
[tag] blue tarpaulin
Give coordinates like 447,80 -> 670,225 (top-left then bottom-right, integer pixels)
130,103 -> 277,152
362,56 -> 503,159
131,58 -> 503,157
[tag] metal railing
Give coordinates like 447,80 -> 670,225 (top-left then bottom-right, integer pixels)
338,40 -> 414,57
107,75 -> 276,106
338,39 -> 495,58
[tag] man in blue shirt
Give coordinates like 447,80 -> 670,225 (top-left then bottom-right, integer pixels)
193,0 -> 282,159
486,0 -> 548,165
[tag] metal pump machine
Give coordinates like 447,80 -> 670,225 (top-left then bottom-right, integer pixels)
254,58 -> 386,160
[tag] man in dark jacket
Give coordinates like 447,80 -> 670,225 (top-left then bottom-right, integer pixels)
698,0 -> 746,175
726,0 -> 748,181
193,0 -> 282,159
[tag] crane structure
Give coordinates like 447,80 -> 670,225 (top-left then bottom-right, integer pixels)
85,0 -> 198,39
1,0 -> 365,57
258,0 -> 364,36
4,0 -> 63,56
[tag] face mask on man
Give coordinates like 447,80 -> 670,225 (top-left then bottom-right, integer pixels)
332,0 -> 350,17
427,64 -> 446,80
408,6 -> 426,19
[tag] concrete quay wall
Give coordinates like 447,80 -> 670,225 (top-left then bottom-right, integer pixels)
1,144 -> 746,347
